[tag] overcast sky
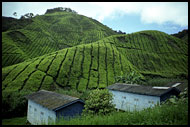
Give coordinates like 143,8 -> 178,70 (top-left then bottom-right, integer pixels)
2,2 -> 188,34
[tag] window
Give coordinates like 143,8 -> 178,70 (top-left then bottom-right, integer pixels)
34,108 -> 37,111
122,96 -> 126,99
29,105 -> 32,113
148,101 -> 154,104
41,112 -> 44,115
134,98 -> 139,101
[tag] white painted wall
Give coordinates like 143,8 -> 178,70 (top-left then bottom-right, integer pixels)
27,100 -> 56,125
109,90 -> 160,111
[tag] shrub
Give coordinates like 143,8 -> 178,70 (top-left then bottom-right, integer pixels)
2,90 -> 33,118
115,71 -> 144,84
82,89 -> 115,115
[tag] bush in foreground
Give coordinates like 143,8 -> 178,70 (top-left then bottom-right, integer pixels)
82,89 -> 115,115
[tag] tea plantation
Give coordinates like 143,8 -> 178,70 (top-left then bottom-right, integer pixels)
2,31 -> 188,93
2,9 -> 188,123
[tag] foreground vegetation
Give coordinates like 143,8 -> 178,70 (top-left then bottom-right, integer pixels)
55,89 -> 188,125
2,116 -> 27,125
2,87 -> 188,125
2,77 -> 187,119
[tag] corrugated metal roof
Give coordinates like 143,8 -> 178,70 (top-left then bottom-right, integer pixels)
107,83 -> 180,96
25,90 -> 83,111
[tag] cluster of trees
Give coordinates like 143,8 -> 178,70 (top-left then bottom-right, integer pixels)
13,12 -> 38,19
171,29 -> 188,39
20,13 -> 34,19
13,7 -> 78,20
114,30 -> 126,34
45,7 -> 77,14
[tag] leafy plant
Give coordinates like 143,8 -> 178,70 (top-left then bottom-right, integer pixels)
115,71 -> 143,84
82,89 -> 115,115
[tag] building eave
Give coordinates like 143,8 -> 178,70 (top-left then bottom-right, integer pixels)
109,89 -> 161,97
53,99 -> 85,112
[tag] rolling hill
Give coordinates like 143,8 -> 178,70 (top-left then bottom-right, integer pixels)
2,11 -> 118,67
2,30 -> 188,94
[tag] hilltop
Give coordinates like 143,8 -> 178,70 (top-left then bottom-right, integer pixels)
2,8 -> 118,67
171,29 -> 188,43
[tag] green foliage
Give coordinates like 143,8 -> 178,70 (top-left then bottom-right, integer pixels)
83,89 -> 115,115
171,29 -> 188,42
2,9 -> 116,67
163,88 -> 188,105
115,71 -> 144,84
2,16 -> 33,32
2,116 -> 27,125
45,7 -> 77,14
143,76 -> 187,86
2,90 -> 33,118
2,30 -> 188,96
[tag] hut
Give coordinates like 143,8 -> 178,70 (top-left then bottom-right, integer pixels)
25,90 -> 85,125
107,83 -> 181,111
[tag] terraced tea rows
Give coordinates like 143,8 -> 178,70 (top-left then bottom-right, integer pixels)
2,11 -> 118,67
2,30 -> 188,94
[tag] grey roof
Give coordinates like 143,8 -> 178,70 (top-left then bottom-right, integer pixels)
164,81 -> 187,92
25,90 -> 84,111
107,83 -> 180,97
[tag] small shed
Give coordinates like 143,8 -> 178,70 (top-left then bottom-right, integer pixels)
107,83 -> 180,111
25,90 -> 85,125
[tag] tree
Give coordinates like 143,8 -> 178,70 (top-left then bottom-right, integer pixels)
82,89 -> 115,115
13,12 -> 17,17
24,13 -> 34,18
20,15 -> 25,20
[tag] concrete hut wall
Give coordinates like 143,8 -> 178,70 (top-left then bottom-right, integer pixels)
27,100 -> 56,125
56,102 -> 85,120
109,90 -> 160,111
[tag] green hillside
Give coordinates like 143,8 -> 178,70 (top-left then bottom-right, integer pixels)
2,30 -> 188,94
171,29 -> 188,43
2,11 -> 117,67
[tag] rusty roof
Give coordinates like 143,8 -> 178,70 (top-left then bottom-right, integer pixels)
25,90 -> 84,111
107,83 -> 180,97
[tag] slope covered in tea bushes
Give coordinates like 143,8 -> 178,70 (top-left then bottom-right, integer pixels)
2,30 -> 188,94
2,11 -> 118,67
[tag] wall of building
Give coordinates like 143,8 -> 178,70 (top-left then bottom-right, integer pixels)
109,90 -> 160,111
56,102 -> 84,120
27,100 -> 56,125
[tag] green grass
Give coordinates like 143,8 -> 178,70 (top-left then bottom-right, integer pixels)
2,116 -> 27,125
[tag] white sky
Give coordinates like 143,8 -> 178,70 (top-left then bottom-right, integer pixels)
2,2 -> 188,33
